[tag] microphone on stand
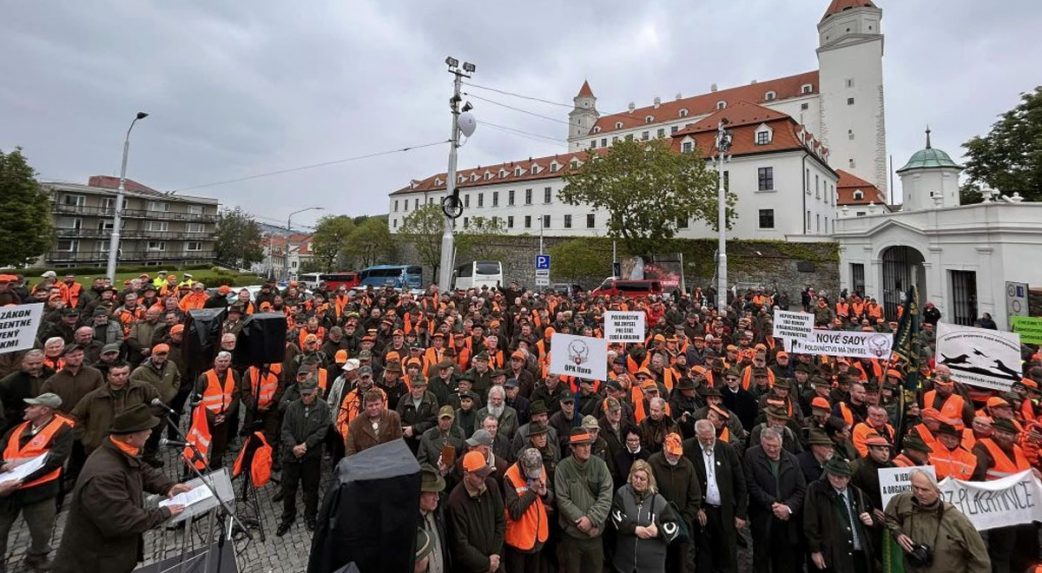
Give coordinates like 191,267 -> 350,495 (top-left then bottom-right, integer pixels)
151,398 -> 178,415
159,437 -> 189,449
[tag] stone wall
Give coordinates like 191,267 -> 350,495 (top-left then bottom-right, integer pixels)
394,234 -> 840,302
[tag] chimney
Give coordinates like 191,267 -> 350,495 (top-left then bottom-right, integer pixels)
627,102 -> 635,112
750,79 -> 757,84
710,83 -> 718,92
653,97 -> 661,108
675,92 -> 682,100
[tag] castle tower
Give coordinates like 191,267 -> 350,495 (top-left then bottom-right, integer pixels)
817,0 -> 888,196
896,127 -> 963,211
568,80 -> 599,151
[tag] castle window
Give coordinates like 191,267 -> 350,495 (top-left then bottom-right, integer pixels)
593,126 -> 601,134
678,109 -> 689,118
716,101 -> 727,110
764,91 -> 776,101
615,122 -> 624,129
801,103 -> 809,111
601,138 -> 607,146
641,131 -> 649,141
671,126 -> 678,134
589,140 -> 596,149
846,78 -> 855,88
801,84 -> 813,94
756,130 -> 770,145
849,158 -> 856,168
847,97 -> 855,105
681,140 -> 694,153
853,190 -> 864,201
645,116 -> 654,124
848,129 -> 855,140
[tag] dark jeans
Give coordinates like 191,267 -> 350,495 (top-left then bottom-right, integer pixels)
281,457 -> 321,522
696,505 -> 738,573
559,534 -> 603,573
666,538 -> 692,573
751,519 -> 798,573
0,497 -> 57,558
209,421 -> 231,470
504,544 -> 543,573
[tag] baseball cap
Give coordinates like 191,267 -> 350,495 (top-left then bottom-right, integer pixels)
462,451 -> 491,476
466,429 -> 493,447
25,393 -> 62,409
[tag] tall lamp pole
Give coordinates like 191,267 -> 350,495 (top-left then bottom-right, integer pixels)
438,57 -> 477,292
106,112 -> 148,280
285,206 -> 324,278
715,119 -> 732,311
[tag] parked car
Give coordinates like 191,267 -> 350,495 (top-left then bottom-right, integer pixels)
590,277 -> 663,298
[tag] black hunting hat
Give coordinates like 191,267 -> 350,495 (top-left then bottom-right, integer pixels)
110,403 -> 160,435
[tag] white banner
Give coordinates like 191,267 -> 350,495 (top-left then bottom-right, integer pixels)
0,303 -> 44,355
604,311 -> 646,344
938,470 -> 1042,531
773,309 -> 814,340
783,329 -> 893,359
936,322 -> 1022,392
548,333 -> 607,382
879,465 -> 937,510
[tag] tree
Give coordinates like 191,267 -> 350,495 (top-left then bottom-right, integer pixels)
310,215 -> 355,271
0,148 -> 54,267
962,86 -> 1042,203
214,208 -> 264,269
456,216 -> 507,261
559,139 -> 733,257
399,203 -> 446,278
344,217 -> 394,268
549,238 -> 610,284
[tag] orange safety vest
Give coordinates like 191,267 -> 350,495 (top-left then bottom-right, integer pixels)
315,370 -> 329,394
913,424 -> 939,452
503,463 -> 549,551
183,405 -> 211,470
925,391 -> 966,430
3,415 -> 74,489
247,365 -> 280,411
201,369 -> 236,415
336,389 -> 361,440
929,445 -> 977,480
852,422 -> 895,457
837,402 -> 855,428
718,426 -> 731,444
978,438 -> 1030,480
61,282 -> 83,308
298,327 -> 326,348
232,431 -> 273,487
892,454 -> 916,468
835,302 -> 850,318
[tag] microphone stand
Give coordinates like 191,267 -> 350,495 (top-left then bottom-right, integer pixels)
161,399 -> 250,573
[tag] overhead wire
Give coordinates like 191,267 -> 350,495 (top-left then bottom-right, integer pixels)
167,139 -> 450,194
461,81 -> 573,108
480,121 -> 568,146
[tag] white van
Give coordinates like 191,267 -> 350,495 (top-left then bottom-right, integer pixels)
298,273 -> 322,290
454,260 -> 503,290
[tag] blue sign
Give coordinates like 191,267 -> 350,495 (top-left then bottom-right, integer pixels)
535,255 -> 551,270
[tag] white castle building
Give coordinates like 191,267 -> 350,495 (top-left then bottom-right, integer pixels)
389,0 -> 889,240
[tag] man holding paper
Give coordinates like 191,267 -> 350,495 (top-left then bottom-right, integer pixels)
53,403 -> 192,573
0,393 -> 74,572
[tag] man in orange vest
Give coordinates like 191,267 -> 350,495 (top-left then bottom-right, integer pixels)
929,423 -> 977,480
243,363 -> 283,446
503,447 -> 551,572
971,417 -> 1040,571
192,352 -> 241,469
924,365 -> 973,430
0,393 -> 74,571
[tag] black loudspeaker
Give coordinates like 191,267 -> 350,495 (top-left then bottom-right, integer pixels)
185,308 -> 226,377
308,439 -> 421,573
233,312 -> 287,367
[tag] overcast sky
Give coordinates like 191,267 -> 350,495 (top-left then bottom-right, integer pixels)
3,1 -> 1040,228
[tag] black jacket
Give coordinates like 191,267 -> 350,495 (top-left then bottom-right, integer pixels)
445,478 -> 505,573
647,452 -> 702,525
743,445 -> 806,545
683,437 -> 748,529
803,478 -> 876,573
279,398 -> 330,463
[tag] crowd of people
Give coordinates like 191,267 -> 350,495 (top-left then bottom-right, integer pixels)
0,270 -> 1040,573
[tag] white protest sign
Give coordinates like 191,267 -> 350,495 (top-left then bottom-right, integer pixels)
604,311 -> 646,344
936,322 -> 1022,392
879,465 -> 937,510
0,303 -> 44,355
773,309 -> 814,341
783,329 -> 893,359
548,333 -> 607,382
938,470 -> 1042,531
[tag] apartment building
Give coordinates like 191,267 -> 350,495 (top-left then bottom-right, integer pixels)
44,175 -> 219,268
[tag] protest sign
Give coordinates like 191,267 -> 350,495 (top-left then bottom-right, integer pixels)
548,333 -> 607,382
879,465 -> 936,509
938,470 -> 1042,531
0,303 -> 43,355
773,309 -> 814,341
604,311 -> 646,344
936,322 -> 1021,392
783,329 -> 893,359
1011,316 -> 1042,345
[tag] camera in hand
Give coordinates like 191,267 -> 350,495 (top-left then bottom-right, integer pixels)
906,543 -> 933,568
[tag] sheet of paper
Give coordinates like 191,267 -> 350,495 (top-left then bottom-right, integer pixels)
159,485 -> 214,509
0,453 -> 48,483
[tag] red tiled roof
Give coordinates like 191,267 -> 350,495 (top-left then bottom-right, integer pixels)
589,71 -> 818,136
390,149 -> 605,196
87,175 -> 164,196
577,80 -> 594,98
668,101 -> 834,172
821,0 -> 877,22
835,169 -> 886,205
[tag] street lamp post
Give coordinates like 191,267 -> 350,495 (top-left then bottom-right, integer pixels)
283,207 -> 323,279
106,112 -> 148,280
438,57 -> 476,292
715,119 -> 732,311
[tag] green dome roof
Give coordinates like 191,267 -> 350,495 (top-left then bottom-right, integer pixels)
897,129 -> 961,172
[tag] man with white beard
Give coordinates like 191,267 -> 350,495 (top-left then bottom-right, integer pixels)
475,385 -> 518,442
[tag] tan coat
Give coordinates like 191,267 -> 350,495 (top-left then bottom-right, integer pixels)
71,381 -> 160,452
344,409 -> 403,455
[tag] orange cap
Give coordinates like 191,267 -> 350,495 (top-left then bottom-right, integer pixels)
986,396 -> 1009,408
218,286 -> 231,295
334,349 -> 348,363
811,397 -> 831,411
664,433 -> 683,457
170,324 -> 185,335
152,343 -> 170,354
462,451 -> 490,475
